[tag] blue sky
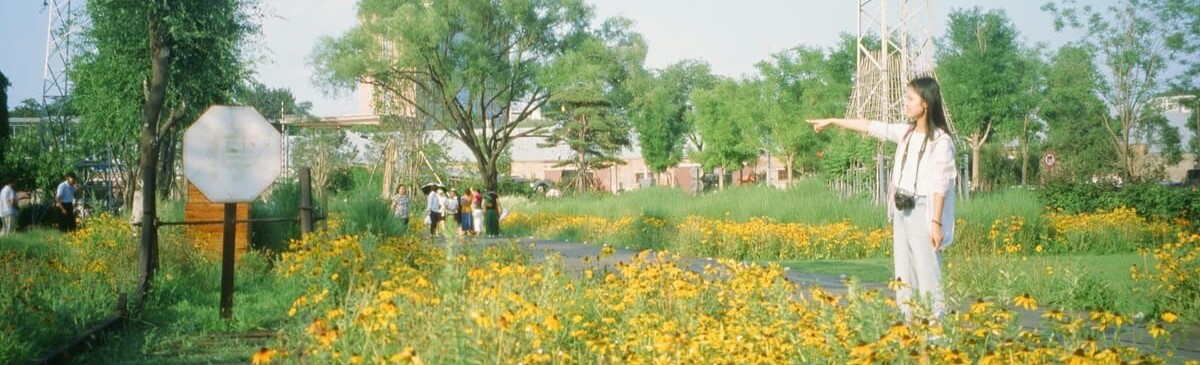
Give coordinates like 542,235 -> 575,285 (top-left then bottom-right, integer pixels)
1,0 -> 1098,117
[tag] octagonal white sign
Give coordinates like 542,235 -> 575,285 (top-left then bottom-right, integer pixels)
183,106 -> 282,203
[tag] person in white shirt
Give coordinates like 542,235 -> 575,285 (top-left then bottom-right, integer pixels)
55,172 -> 79,232
1,178 -> 17,237
807,76 -> 957,321
426,187 -> 443,236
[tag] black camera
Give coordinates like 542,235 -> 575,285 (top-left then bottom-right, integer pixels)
894,190 -> 916,211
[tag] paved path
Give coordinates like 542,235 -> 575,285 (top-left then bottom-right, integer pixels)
445,235 -> 1200,360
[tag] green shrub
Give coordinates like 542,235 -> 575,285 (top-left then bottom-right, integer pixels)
1039,183 -> 1200,230
250,182 -> 301,252
331,190 -> 407,238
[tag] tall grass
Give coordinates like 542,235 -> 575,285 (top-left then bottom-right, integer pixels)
328,189 -> 410,238
518,179 -> 886,227
250,182 -> 301,252
519,179 -> 1045,231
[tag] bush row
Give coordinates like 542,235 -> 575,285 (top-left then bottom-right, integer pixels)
1038,183 -> 1200,230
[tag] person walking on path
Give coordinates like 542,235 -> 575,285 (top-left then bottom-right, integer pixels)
806,76 -> 957,321
459,188 -> 474,234
55,172 -> 79,232
483,190 -> 501,237
445,189 -> 462,235
1,178 -> 17,237
391,185 -> 411,233
471,187 -> 484,235
427,187 -> 443,237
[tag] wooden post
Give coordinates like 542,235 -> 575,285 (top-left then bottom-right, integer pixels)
220,203 -> 236,319
300,167 -> 313,234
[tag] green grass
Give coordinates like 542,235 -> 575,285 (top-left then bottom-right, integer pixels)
516,179 -> 888,227
776,257 -> 893,282
519,179 -> 1045,230
778,253 -> 1149,315
65,239 -> 299,364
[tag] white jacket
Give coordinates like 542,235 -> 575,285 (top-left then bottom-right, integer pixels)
869,121 -> 958,248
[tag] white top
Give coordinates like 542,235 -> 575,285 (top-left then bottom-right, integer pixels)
0,185 -> 15,217
868,121 -> 959,248
56,181 -> 76,204
869,122 -> 957,196
894,131 -> 928,193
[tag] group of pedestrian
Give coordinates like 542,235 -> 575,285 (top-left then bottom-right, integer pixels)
0,172 -> 79,237
390,184 -> 502,238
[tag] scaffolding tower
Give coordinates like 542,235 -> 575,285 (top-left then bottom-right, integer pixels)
846,0 -> 946,204
41,0 -> 82,154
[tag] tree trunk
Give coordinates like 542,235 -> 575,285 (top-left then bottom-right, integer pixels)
481,159 -> 498,193
1122,127 -> 1136,181
123,165 -> 139,210
1021,115 -> 1029,186
717,166 -> 725,190
381,136 -> 396,199
964,133 -> 984,190
156,127 -> 178,198
138,12 -> 169,300
576,115 -> 589,192
971,141 -> 983,191
786,155 -> 795,187
312,150 -> 329,202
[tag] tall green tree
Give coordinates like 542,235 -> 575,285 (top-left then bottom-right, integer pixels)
1013,46 -> 1048,186
1040,45 -> 1116,181
312,0 -> 601,193
72,0 -> 259,297
1044,0 -> 1200,180
938,7 -> 1035,190
231,81 -> 314,122
627,60 -> 715,183
293,129 -> 356,200
540,18 -> 645,191
692,79 -> 761,189
756,35 -> 856,182
9,98 -> 42,118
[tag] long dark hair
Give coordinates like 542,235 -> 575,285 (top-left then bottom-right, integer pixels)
909,76 -> 951,140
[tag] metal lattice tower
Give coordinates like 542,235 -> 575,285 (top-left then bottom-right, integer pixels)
41,0 -> 83,156
846,0 -> 941,204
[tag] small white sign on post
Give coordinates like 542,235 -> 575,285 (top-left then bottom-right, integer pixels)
183,106 -> 282,203
182,105 -> 281,319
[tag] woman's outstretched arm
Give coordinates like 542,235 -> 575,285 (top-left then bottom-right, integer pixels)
806,118 -> 873,134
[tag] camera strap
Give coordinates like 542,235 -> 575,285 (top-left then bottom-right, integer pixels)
897,127 -> 929,194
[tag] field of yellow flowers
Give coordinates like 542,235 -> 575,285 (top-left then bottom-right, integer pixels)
0,214 -> 139,363
5,188 -> 1199,363
505,206 -> 1180,260
256,228 -> 1191,364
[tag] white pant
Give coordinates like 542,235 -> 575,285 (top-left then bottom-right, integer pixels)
1,215 -> 13,237
472,209 -> 484,234
893,196 -> 945,320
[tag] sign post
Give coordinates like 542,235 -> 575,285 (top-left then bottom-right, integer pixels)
182,106 -> 281,319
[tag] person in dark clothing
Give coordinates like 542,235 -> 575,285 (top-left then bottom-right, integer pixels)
483,191 -> 501,237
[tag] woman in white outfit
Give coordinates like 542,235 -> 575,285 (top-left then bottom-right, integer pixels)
807,76 -> 957,320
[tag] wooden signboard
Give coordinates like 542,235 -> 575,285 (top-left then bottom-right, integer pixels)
184,182 -> 249,259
